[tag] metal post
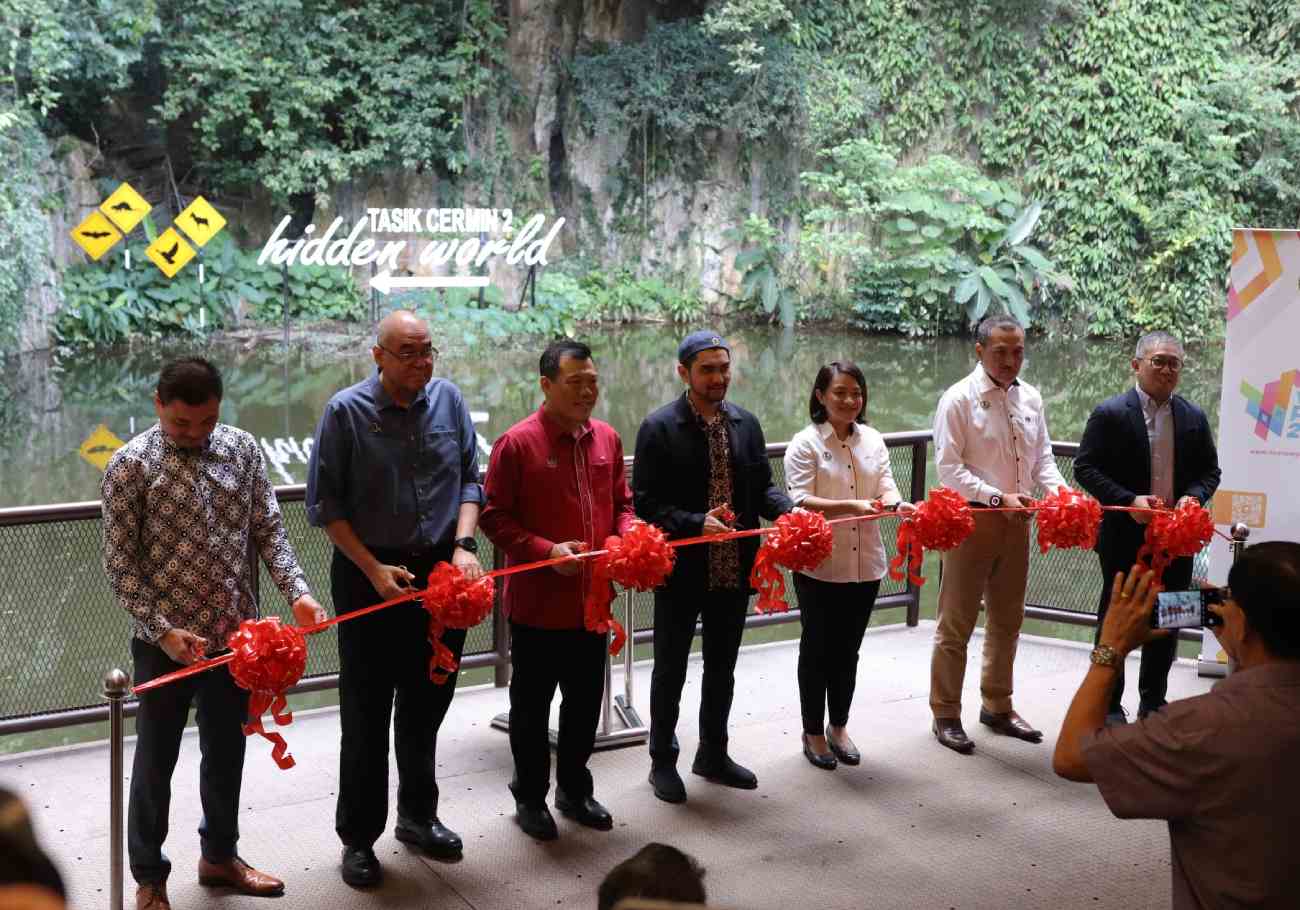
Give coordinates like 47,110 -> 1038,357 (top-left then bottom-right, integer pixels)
600,636 -> 613,736
105,668 -> 130,910
612,590 -> 647,742
1227,523 -> 1250,676
905,438 -> 928,626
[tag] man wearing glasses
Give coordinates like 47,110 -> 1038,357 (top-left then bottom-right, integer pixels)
306,309 -> 485,887
1074,330 -> 1221,724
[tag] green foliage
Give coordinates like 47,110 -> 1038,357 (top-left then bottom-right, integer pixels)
55,226 -> 363,347
1,0 -> 154,119
570,21 -> 805,155
726,215 -> 796,327
156,0 -> 505,202
0,104 -> 50,352
800,142 -> 1069,334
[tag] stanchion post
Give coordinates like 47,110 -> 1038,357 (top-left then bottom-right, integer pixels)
1227,523 -> 1250,675
104,668 -> 130,910
623,589 -> 635,710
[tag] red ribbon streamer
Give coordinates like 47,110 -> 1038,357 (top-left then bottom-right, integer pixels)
1034,487 -> 1103,554
585,520 -> 676,655
749,510 -> 835,614
227,618 -> 307,770
421,563 -> 495,684
888,488 -> 975,586
1137,500 -> 1215,577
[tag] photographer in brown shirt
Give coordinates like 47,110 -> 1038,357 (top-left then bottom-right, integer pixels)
1054,542 -> 1300,909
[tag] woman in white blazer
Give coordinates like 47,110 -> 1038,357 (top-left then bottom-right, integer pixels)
783,361 -> 915,770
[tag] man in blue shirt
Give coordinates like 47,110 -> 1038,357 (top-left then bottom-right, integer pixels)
306,310 -> 484,888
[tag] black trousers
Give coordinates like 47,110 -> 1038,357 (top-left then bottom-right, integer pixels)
648,588 -> 749,765
1094,551 -> 1192,714
128,637 -> 249,885
332,545 -> 465,849
792,573 -> 881,736
507,622 -> 607,803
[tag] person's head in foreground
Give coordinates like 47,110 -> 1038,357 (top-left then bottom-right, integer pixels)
598,843 -> 706,910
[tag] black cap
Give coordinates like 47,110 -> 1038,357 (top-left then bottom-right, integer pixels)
677,330 -> 730,364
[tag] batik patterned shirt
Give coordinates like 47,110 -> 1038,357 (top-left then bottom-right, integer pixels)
688,397 -> 740,590
101,423 -> 310,652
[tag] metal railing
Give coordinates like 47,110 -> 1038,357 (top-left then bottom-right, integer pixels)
0,430 -> 1213,733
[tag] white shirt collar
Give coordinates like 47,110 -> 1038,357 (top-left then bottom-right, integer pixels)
816,421 -> 857,442
1135,384 -> 1170,412
975,363 -> 1019,393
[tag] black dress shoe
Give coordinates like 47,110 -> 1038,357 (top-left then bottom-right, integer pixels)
340,846 -> 381,888
1104,708 -> 1129,727
691,752 -> 758,789
554,789 -> 613,830
648,764 -> 687,803
1137,700 -> 1167,720
979,709 -> 1044,743
394,815 -> 463,859
515,801 -> 558,841
825,725 -> 861,766
802,734 -> 837,771
933,718 -> 975,754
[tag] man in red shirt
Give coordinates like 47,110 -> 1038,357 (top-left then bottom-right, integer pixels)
480,338 -> 636,841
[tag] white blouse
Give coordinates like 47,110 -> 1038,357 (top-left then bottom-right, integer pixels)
783,422 -> 902,583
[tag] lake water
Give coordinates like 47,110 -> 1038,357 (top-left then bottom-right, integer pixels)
0,325 -> 1225,509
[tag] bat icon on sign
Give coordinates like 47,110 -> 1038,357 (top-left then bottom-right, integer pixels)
191,213 -> 210,228
81,231 -> 113,239
110,201 -> 135,212
159,242 -> 179,265
84,444 -> 117,455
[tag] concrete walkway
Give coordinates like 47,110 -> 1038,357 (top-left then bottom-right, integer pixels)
2,621 -> 1211,910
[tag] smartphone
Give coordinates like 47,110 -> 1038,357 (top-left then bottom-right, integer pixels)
1151,587 -> 1226,629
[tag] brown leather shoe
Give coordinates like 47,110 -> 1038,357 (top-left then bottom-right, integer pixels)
933,718 -> 975,754
137,881 -> 171,910
979,709 -> 1044,743
197,856 -> 285,896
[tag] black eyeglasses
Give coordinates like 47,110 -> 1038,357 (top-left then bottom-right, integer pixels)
1141,355 -> 1186,372
377,343 -> 437,363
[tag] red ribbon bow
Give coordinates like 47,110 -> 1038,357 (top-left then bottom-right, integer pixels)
1137,500 -> 1215,577
749,510 -> 835,614
1034,487 -> 1103,553
889,488 -> 975,586
585,520 -> 676,655
227,617 -> 308,770
421,562 -> 495,684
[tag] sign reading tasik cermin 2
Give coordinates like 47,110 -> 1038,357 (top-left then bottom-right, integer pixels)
71,183 -> 227,277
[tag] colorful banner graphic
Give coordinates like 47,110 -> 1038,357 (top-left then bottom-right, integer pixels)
1205,228 -> 1300,670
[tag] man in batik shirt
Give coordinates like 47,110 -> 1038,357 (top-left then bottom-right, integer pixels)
102,357 -> 325,910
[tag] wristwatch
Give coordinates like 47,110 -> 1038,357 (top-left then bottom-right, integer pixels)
988,493 -> 1003,507
1090,645 -> 1121,668
454,536 -> 479,554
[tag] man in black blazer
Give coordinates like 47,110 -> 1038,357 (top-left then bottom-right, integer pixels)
1074,331 -> 1221,723
633,331 -> 794,804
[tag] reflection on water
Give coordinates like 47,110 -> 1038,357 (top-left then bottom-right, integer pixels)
0,326 -> 1224,508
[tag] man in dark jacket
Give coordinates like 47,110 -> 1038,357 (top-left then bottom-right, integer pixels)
1074,330 -> 1221,723
633,331 -> 794,803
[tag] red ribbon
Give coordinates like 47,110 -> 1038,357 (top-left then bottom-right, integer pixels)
421,562 -> 496,684
749,510 -> 835,613
1137,500 -> 1215,577
1034,487 -> 1103,554
585,520 -> 676,655
227,618 -> 308,770
888,488 -> 975,586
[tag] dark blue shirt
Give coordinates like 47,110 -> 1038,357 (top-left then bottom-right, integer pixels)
306,372 -> 484,550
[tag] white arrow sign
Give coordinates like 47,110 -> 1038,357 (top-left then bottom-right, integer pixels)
371,271 -> 489,294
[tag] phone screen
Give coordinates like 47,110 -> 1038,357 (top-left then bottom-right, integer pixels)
1155,590 -> 1203,629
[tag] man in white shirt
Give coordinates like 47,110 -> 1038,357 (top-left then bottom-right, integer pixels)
930,315 -> 1067,754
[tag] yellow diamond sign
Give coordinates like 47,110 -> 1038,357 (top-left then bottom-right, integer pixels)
176,196 -> 226,247
70,211 -> 123,261
146,228 -> 196,278
79,423 -> 125,472
99,183 -> 151,234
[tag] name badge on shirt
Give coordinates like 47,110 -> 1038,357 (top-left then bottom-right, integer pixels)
368,421 -> 381,435
546,456 -> 558,468
980,400 -> 991,409
823,451 -> 832,461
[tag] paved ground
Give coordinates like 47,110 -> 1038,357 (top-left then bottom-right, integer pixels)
2,621 -> 1214,910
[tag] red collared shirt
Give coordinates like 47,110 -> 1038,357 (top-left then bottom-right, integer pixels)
480,407 -> 636,629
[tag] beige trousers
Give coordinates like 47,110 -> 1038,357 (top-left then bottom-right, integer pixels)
929,512 -> 1030,719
